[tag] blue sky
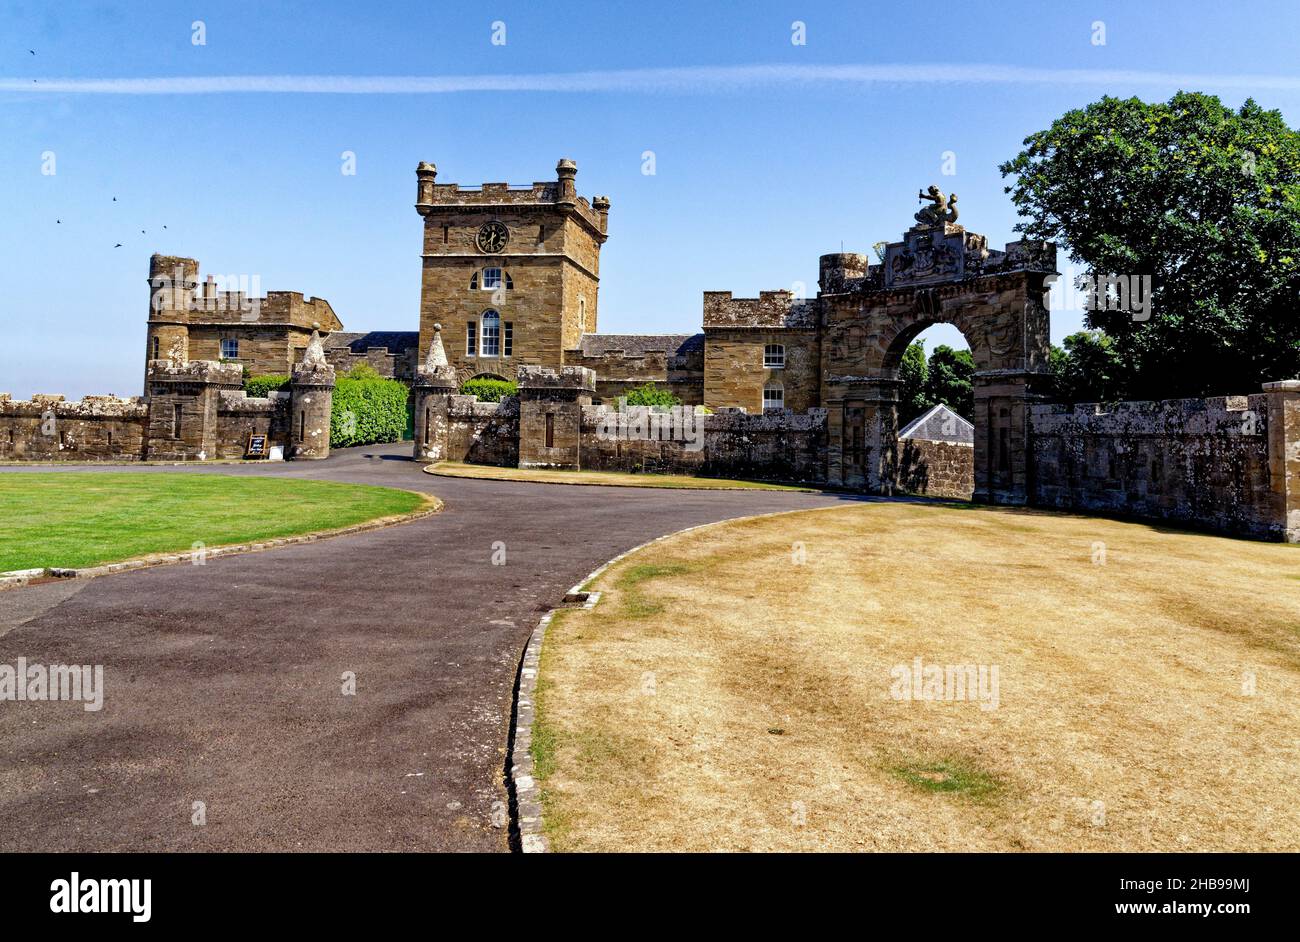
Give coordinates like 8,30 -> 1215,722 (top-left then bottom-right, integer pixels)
3,0 -> 1299,397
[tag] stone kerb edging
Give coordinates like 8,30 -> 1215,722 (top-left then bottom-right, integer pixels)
0,491 -> 443,591
509,505 -> 843,853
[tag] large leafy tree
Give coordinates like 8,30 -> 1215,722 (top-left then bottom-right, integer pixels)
1050,331 -> 1126,403
924,345 -> 975,420
1000,91 -> 1300,398
898,341 -> 930,423
898,341 -> 975,423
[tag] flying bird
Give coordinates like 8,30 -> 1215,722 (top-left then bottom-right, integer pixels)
113,243 -> 122,248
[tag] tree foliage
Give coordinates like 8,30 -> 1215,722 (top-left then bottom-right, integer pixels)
1000,91 -> 1300,397
1050,331 -> 1126,403
622,382 -> 682,407
898,341 -> 975,423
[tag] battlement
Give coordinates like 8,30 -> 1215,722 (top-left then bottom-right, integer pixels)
415,158 -> 609,234
0,393 -> 146,418
702,290 -> 818,329
148,257 -> 341,329
517,364 -> 596,391
146,359 -> 245,386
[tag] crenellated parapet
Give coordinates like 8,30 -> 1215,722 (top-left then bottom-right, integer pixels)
415,158 -> 609,238
702,290 -> 818,330
517,364 -> 597,392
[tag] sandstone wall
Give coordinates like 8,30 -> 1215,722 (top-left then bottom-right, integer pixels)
0,394 -> 148,461
579,406 -> 827,483
896,439 -> 974,500
1029,394 -> 1281,540
215,391 -> 292,459
567,349 -> 705,405
446,394 -> 519,467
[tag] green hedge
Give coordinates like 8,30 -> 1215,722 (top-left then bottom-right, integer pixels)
622,382 -> 681,407
244,374 -> 291,398
460,378 -> 517,402
331,377 -> 409,448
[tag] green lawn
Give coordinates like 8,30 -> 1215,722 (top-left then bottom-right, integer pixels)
0,473 -> 428,572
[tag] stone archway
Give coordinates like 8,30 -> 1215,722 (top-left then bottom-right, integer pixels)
819,213 -> 1055,504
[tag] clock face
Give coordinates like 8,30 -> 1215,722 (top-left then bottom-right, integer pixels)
476,221 -> 509,254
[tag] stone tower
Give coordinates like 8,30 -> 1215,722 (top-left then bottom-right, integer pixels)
413,159 -> 610,383
144,254 -> 200,393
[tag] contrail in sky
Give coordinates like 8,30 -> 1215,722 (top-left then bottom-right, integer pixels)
4,63 -> 1300,94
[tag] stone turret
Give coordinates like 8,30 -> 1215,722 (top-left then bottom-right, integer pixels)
412,324 -> 460,461
290,329 -> 336,460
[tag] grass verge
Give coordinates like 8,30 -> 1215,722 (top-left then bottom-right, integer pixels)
0,473 -> 429,571
426,461 -> 816,492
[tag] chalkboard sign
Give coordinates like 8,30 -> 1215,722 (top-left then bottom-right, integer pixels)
245,434 -> 270,459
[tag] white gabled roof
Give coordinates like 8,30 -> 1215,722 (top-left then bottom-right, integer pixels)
898,403 -> 974,444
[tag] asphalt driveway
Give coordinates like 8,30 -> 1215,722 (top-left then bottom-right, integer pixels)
0,445 -> 849,851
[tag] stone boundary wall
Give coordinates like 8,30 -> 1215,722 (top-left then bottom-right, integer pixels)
2,351 -> 335,464
446,394 -> 519,467
579,406 -> 828,483
896,438 -> 974,500
215,390 -> 292,459
0,394 -> 149,461
1029,393 -> 1283,540
566,349 -> 705,406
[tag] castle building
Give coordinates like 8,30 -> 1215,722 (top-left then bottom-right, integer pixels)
56,157 -> 1300,542
143,254 -> 342,391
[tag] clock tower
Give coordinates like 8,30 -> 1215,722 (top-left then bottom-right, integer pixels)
414,159 -> 610,382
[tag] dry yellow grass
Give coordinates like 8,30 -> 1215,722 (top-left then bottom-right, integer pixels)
533,503 -> 1300,852
425,461 -> 815,491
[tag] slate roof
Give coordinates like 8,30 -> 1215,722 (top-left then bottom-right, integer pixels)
579,333 -> 704,357
898,403 -> 975,444
324,331 -> 419,354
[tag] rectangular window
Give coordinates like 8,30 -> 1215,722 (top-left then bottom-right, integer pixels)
481,320 -> 500,357
545,413 -> 555,449
299,410 -> 306,443
466,322 -> 477,356
220,338 -> 239,360
482,268 -> 502,290
764,344 -> 785,369
151,336 -> 160,360
763,386 -> 784,411
172,403 -> 183,438
503,322 -> 513,357
442,225 -> 449,244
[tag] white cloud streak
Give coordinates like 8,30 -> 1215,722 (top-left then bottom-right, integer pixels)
4,63 -> 1300,95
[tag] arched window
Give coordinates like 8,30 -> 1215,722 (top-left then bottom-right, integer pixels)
478,268 -> 512,291
763,384 -> 784,411
480,310 -> 501,357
